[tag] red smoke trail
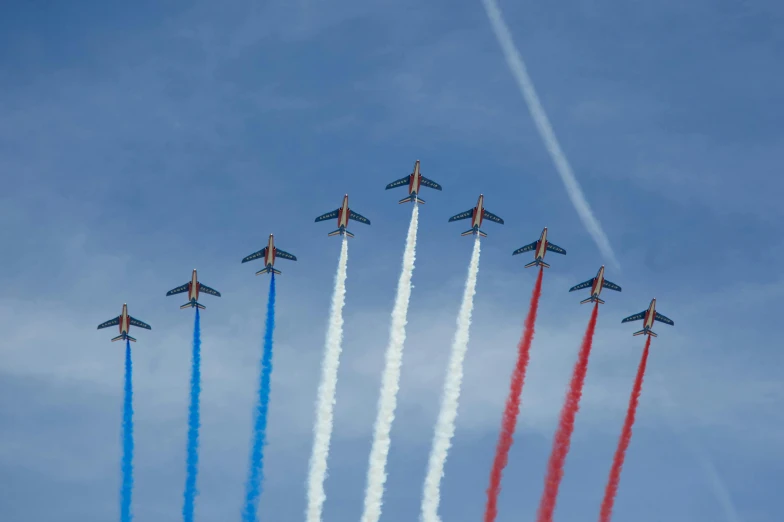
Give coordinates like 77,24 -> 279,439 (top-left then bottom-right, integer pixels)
598,337 -> 651,522
536,302 -> 600,522
483,267 -> 545,522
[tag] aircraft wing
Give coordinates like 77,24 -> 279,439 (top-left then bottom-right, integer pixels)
654,312 -> 674,326
421,176 -> 443,190
546,242 -> 567,255
602,279 -> 622,292
349,210 -> 371,225
512,241 -> 537,255
569,278 -> 594,292
276,249 -> 297,261
242,248 -> 267,264
621,311 -> 646,323
385,176 -> 409,190
97,316 -> 120,329
482,209 -> 504,224
129,317 -> 152,330
199,284 -> 221,297
166,283 -> 189,296
315,209 -> 339,223
448,209 -> 473,222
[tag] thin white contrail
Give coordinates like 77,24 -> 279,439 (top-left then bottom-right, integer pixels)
306,237 -> 349,522
656,384 -> 742,522
360,205 -> 420,522
421,237 -> 482,522
480,0 -> 620,269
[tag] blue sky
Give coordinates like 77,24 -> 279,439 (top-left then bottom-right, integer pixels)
1,0 -> 782,521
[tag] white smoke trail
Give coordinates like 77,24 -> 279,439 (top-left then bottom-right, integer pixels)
306,237 -> 349,522
420,237 -> 482,522
360,205 -> 420,522
480,0 -> 620,269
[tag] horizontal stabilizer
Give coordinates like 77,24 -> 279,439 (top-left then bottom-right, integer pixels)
525,259 -> 550,268
112,334 -> 136,342
398,195 -> 425,204
461,229 -> 475,236
256,267 -> 281,275
634,329 -> 657,337
580,296 -> 605,305
328,228 -> 354,237
180,301 -> 206,310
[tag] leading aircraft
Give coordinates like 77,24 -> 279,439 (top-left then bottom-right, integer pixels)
448,194 -> 504,237
97,303 -> 151,342
621,298 -> 674,337
512,227 -> 566,268
166,269 -> 221,309
569,265 -> 621,304
385,160 -> 443,204
315,194 -> 371,237
242,234 -> 297,275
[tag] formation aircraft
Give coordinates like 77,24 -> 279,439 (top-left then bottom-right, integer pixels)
621,298 -> 674,337
315,194 -> 371,238
242,234 -> 297,275
166,269 -> 221,309
448,194 -> 504,237
569,265 -> 622,304
512,227 -> 566,268
97,304 -> 151,342
385,160 -> 443,204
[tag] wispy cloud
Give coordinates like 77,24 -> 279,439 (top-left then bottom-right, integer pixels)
480,0 -> 620,268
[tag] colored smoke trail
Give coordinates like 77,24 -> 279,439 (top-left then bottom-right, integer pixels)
120,340 -> 134,522
598,337 -> 650,522
361,205 -> 419,522
421,237 -> 481,522
536,302 -> 599,522
183,309 -> 203,522
479,0 -> 619,268
484,267 -> 544,522
306,238 -> 349,522
242,275 -> 277,522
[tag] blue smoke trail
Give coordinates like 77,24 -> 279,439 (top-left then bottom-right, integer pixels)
121,340 -> 135,522
183,309 -> 202,522
241,274 -> 277,522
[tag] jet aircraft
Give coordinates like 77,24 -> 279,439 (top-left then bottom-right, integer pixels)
315,194 -> 371,237
242,234 -> 297,275
448,194 -> 504,237
512,227 -> 566,268
385,160 -> 443,204
569,265 -> 621,304
621,298 -> 674,337
166,269 -> 221,309
97,303 -> 151,342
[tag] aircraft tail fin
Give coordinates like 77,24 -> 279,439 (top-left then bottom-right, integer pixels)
112,334 -> 136,342
461,228 -> 486,237
633,329 -> 657,337
256,266 -> 281,275
525,259 -> 550,268
580,296 -> 605,305
398,195 -> 425,204
180,301 -> 206,310
328,228 -> 354,238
